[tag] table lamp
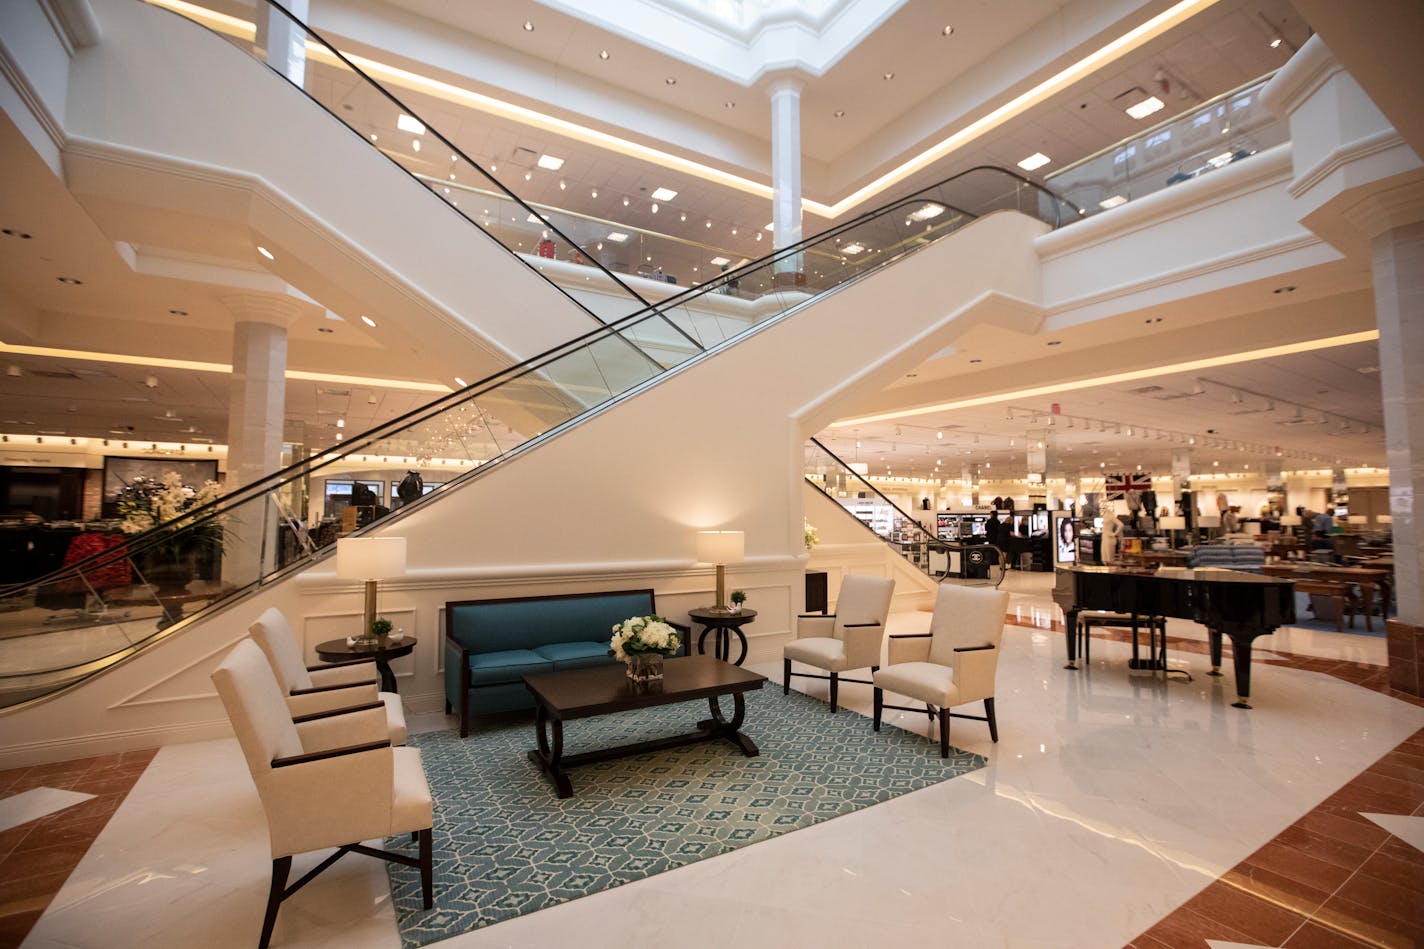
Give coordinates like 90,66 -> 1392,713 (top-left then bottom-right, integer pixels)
1278,514 -> 1302,527
696,530 -> 744,613
1198,514 -> 1221,538
336,536 -> 407,637
1378,514 -> 1392,525
1160,515 -> 1186,547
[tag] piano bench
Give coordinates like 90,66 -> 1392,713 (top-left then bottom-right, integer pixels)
1078,612 -> 1168,662
1295,580 -> 1356,632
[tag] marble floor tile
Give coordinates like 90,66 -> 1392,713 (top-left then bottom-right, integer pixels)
0,789 -> 95,833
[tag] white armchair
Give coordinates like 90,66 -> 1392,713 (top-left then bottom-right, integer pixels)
873,583 -> 1009,756
783,574 -> 894,712
212,639 -> 433,949
249,607 -> 407,745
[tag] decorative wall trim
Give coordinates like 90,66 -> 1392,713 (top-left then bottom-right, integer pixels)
109,633 -> 244,710
1287,129 -> 1418,200
37,0 -> 100,53
0,32 -> 67,154
0,716 -> 232,770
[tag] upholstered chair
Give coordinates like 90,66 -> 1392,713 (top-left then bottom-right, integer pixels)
873,583 -> 1009,756
211,639 -> 433,949
249,606 -> 407,745
783,574 -> 895,712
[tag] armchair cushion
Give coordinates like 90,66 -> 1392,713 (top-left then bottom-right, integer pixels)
783,637 -> 847,672
874,661 -> 957,707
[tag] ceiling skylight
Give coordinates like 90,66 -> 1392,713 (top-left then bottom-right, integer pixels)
650,187 -> 678,201
396,113 -> 426,135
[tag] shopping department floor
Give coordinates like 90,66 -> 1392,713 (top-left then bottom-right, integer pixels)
5,571 -> 1422,948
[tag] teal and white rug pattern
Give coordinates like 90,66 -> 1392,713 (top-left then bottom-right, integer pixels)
385,686 -> 986,946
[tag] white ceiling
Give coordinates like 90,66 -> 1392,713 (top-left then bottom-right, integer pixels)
2,0 -> 1379,482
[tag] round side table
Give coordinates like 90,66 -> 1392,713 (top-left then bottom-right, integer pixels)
314,636 -> 417,694
688,608 -> 756,666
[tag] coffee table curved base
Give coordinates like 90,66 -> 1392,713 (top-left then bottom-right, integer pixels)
529,693 -> 759,799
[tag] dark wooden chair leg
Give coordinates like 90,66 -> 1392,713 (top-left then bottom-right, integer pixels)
783,658 -> 791,695
410,831 -> 417,842
938,708 -> 950,758
260,856 -> 291,949
444,700 -> 451,715
418,827 -> 433,909
873,686 -> 882,730
829,672 -> 838,713
985,697 -> 999,742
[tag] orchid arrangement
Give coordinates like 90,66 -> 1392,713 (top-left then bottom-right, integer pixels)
116,472 -> 224,555
609,614 -> 681,662
804,520 -> 820,551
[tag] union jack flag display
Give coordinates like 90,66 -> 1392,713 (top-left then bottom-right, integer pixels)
1104,473 -> 1152,499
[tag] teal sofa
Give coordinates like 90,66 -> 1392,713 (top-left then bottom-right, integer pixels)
444,589 -> 685,736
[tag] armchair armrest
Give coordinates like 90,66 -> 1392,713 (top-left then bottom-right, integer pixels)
295,703 -> 388,752
953,644 -> 995,652
272,739 -> 389,768
292,701 -> 384,724
842,621 -> 886,670
954,646 -> 1001,704
308,661 -> 378,688
285,681 -> 379,717
796,614 -> 836,639
291,680 -> 374,696
887,633 -> 931,665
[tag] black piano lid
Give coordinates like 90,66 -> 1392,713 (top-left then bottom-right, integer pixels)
1066,565 -> 1294,586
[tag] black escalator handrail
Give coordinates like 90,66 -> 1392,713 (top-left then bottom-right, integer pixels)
806,437 -> 1006,581
10,163 -> 1056,594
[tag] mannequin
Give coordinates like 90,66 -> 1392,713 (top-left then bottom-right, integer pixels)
1101,504 -> 1125,564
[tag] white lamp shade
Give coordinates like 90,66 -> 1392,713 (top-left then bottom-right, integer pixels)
1160,516 -> 1187,530
1347,515 -> 1368,524
1378,514 -> 1393,524
336,536 -> 407,580
1278,515 -> 1302,526
1198,515 -> 1221,527
695,530 -> 745,564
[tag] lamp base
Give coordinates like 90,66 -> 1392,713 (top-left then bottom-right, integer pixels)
701,604 -> 737,615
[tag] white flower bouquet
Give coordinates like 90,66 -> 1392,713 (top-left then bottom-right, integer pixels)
609,614 -> 681,662
803,520 -> 820,551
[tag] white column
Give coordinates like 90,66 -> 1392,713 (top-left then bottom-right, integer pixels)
768,76 -> 804,283
223,296 -> 299,585
254,0 -> 309,86
1373,220 -> 1424,624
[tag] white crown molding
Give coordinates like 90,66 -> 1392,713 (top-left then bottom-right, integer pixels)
1260,34 -> 1340,120
0,32 -> 67,156
37,0 -> 100,54
1288,129 -> 1420,201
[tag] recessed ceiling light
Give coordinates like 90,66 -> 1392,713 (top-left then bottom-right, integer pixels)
650,203 -> 659,213
680,213 -> 687,222
908,202 -> 945,222
536,154 -> 564,171
454,376 -> 467,387
969,358 -> 982,364
1124,95 -> 1165,120
841,243 -> 865,255
360,315 -> 376,327
665,77 -> 677,85
168,309 -> 188,316
1047,340 -> 1062,346
412,139 -> 421,152
833,110 -> 846,118
607,232 -> 629,243
317,326 -> 334,333
724,101 -> 735,109
651,187 -> 678,201
942,25 -> 954,36
522,20 -> 534,31
1098,195 -> 1128,209
591,189 -> 598,198
1273,285 -> 1297,294
523,171 -> 531,180
55,276 -> 83,285
1017,152 -> 1051,171
396,113 -> 425,135
705,220 -> 712,228
882,72 -> 894,81
709,256 -> 730,266
1269,36 -> 1283,49
1,228 -> 32,239
599,50 -> 609,60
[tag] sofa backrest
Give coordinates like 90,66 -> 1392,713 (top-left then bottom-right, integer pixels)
445,589 -> 658,654
1189,545 -> 1265,573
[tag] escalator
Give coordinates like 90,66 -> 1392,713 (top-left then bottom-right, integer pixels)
0,162 -> 1071,709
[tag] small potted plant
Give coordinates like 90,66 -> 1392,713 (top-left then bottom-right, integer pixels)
730,590 -> 747,612
370,618 -> 393,642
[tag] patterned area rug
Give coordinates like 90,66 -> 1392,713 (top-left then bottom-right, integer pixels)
385,685 -> 986,946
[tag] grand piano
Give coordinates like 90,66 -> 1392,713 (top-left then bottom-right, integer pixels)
1062,565 -> 1296,708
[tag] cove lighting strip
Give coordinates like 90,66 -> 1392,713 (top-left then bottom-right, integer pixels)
830,330 -> 1381,428
0,342 -> 452,393
146,0 -> 1218,219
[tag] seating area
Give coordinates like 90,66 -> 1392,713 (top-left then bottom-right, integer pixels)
782,574 -> 895,713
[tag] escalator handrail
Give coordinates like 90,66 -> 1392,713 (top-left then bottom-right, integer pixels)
6,163 -> 1068,594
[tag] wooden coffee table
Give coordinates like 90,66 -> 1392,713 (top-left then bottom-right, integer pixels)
523,656 -> 766,799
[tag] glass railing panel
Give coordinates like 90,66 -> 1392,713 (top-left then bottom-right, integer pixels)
803,438 -> 1006,586
1046,74 -> 1281,218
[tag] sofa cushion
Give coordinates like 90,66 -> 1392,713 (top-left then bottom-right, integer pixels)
533,641 -> 611,670
468,649 -> 551,686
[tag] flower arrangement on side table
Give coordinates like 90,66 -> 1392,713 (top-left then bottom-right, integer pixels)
609,614 -> 682,683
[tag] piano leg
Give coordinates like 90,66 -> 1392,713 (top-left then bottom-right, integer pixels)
1064,607 -> 1080,670
1207,629 -> 1224,677
1229,633 -> 1255,709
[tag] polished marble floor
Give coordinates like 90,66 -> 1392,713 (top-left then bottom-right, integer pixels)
7,572 -> 1424,948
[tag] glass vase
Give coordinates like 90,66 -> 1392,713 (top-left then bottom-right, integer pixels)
626,651 -> 665,683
